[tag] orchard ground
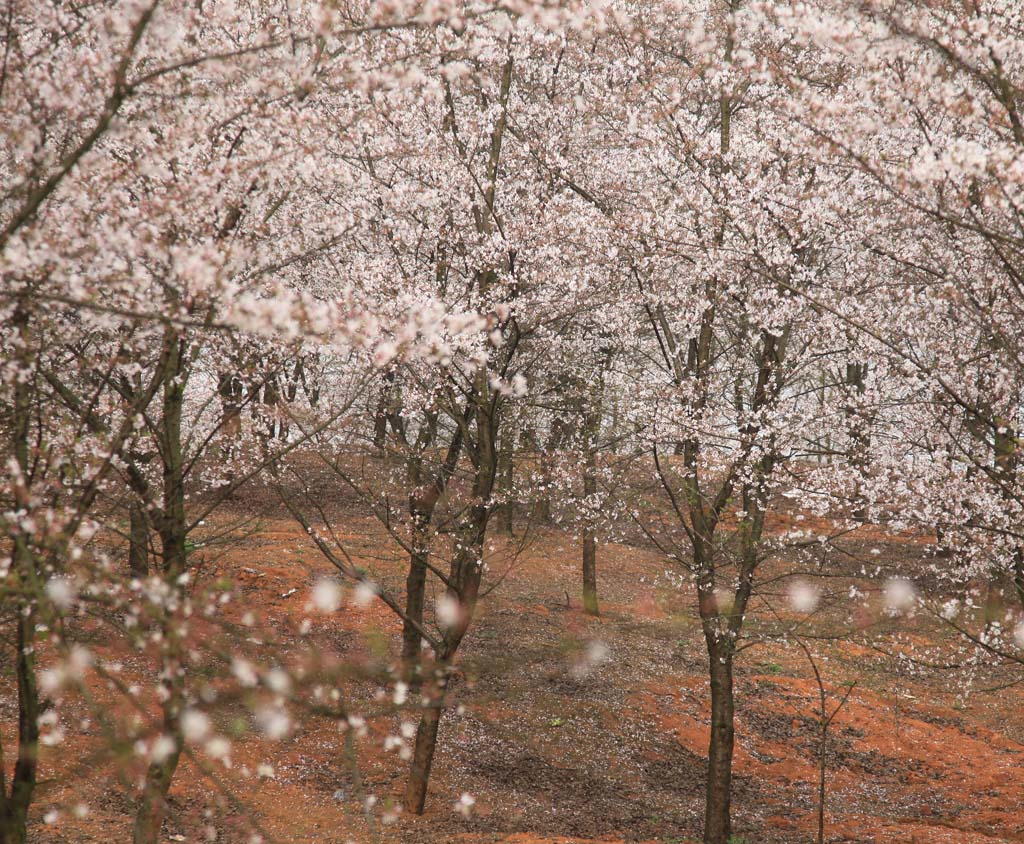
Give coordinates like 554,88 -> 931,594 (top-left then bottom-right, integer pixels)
8,479 -> 1024,844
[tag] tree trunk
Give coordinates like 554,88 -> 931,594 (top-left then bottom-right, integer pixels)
817,720 -> 827,844
1013,547 -> 1024,611
0,602 -> 40,844
403,504 -> 489,815
994,420 -> 1024,609
134,332 -> 188,843
399,412 -> 467,688
844,362 -> 870,520
217,372 -> 243,453
533,483 -> 552,524
129,500 -> 149,579
403,699 -> 443,814
157,337 -> 187,579
1,313 -> 39,844
704,647 -> 735,844
131,641 -> 184,844
401,523 -> 486,817
372,372 -> 394,452
404,368 -> 498,813
581,397 -> 601,616
582,527 -> 598,616
497,431 -> 514,535
535,419 -> 564,526
402,546 -> 428,689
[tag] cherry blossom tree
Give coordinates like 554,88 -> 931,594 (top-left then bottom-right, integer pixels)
540,3 -> 875,840
766,0 -> 1024,658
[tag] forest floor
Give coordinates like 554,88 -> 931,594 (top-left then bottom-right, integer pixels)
9,485 -> 1024,844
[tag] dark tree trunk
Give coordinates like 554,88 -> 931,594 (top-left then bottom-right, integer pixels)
403,367 -> 497,815
844,362 -> 871,520
581,396 -> 601,615
0,602 -> 40,844
399,416 -> 465,688
402,530 -> 487,817
157,337 -> 187,579
403,506 -> 490,815
1,317 -> 39,844
1013,547 -> 1024,611
534,420 -> 566,526
403,699 -> 443,814
581,527 -> 598,615
497,430 -> 514,535
129,499 -> 149,578
262,374 -> 282,441
372,372 -> 395,452
217,371 -> 243,454
994,420 -> 1024,609
817,719 -> 827,844
402,545 -> 428,689
134,332 -> 188,844
131,641 -> 183,844
704,645 -> 735,844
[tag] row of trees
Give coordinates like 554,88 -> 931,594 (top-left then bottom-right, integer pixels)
2,1 -> 1024,843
